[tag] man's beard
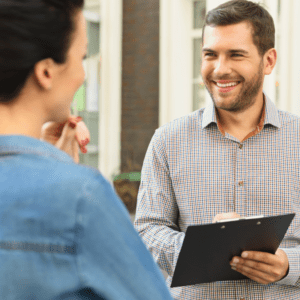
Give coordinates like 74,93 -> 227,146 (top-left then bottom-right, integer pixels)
204,59 -> 264,113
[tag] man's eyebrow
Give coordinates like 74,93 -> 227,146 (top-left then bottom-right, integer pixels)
202,48 -> 215,52
228,49 -> 249,54
202,48 -> 249,55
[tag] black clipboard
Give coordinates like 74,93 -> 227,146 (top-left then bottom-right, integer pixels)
171,213 -> 295,287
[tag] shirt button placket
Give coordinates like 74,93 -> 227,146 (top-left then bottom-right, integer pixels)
238,146 -> 244,190
235,142 -> 245,216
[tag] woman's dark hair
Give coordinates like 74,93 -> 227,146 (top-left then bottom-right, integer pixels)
202,0 -> 275,57
0,0 -> 84,103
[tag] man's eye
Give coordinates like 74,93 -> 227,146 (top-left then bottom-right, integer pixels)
232,54 -> 243,57
204,53 -> 215,57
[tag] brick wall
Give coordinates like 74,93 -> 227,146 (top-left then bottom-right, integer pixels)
121,0 -> 159,172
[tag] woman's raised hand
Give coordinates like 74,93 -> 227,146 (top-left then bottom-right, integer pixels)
40,115 -> 90,163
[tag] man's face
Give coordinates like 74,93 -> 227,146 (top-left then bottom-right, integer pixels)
201,22 -> 265,113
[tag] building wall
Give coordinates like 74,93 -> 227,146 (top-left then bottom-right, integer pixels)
121,0 -> 160,172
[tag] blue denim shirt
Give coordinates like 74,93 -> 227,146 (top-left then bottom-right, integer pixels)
0,135 -> 173,300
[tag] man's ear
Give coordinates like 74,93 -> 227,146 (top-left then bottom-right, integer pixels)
33,58 -> 55,90
264,48 -> 277,75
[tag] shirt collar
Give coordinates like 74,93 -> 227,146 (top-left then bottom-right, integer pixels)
0,134 -> 74,163
202,92 -> 281,130
263,93 -> 281,128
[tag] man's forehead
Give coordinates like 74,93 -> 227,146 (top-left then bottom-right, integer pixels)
203,22 -> 254,48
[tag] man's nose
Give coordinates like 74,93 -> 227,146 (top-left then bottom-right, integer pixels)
214,57 -> 232,76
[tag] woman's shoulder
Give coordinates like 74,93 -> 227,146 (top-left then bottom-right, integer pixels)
43,157 -> 110,191
15,153 -> 113,205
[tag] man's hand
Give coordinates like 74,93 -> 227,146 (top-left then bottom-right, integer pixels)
230,249 -> 289,284
41,116 -> 90,163
212,212 -> 241,223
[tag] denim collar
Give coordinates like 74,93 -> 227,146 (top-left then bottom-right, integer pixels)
0,135 -> 74,163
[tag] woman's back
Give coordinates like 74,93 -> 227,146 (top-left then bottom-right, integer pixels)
0,135 -> 172,300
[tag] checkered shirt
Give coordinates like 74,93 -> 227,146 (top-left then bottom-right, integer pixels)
134,93 -> 300,300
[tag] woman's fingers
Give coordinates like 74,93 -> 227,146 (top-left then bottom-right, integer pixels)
41,115 -> 90,160
75,120 -> 90,147
72,137 -> 80,163
55,119 -> 79,162
75,120 -> 90,154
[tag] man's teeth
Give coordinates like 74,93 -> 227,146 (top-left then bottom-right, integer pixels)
216,82 -> 239,88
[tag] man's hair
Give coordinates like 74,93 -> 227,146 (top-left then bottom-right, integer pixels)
202,0 -> 275,57
0,0 -> 84,103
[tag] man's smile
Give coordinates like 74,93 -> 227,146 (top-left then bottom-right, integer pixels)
212,80 -> 242,93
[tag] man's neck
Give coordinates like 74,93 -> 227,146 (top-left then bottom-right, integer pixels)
216,94 -> 265,142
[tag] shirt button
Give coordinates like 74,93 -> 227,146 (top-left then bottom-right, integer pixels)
238,181 -> 244,187
239,144 -> 243,149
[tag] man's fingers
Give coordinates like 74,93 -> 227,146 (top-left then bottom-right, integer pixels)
231,256 -> 278,277
240,251 -> 275,265
212,212 -> 241,223
230,250 -> 289,284
275,249 -> 289,268
232,265 -> 271,285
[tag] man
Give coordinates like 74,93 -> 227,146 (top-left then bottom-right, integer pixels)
134,0 -> 300,299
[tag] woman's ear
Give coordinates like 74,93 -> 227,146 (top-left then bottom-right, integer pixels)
33,58 -> 55,90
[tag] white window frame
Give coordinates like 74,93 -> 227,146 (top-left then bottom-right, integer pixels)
261,0 -> 278,106
289,0 -> 300,116
191,0 -> 208,111
262,0 -> 300,115
274,0 -> 300,115
159,0 -> 193,126
99,0 -> 123,182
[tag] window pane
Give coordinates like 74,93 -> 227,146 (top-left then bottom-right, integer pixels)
194,0 -> 206,29
86,57 -> 99,111
77,20 -> 100,169
193,38 -> 202,79
193,83 -> 206,111
73,81 -> 86,112
78,111 -> 99,168
277,0 -> 281,20
87,21 -> 100,57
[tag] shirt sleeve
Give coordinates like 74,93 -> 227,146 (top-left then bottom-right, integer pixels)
134,130 -> 185,277
275,246 -> 300,286
75,172 -> 173,300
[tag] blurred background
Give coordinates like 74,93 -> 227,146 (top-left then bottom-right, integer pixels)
71,0 -> 300,220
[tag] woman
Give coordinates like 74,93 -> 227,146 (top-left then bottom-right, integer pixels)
0,1 -> 173,299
